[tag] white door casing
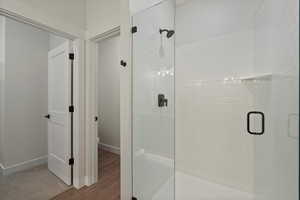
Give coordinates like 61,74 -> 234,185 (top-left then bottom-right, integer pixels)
48,41 -> 72,185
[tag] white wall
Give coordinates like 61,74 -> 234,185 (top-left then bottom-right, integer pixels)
176,0 -> 299,198
130,0 -> 186,15
130,0 -> 163,14
86,0 -> 120,38
0,0 -> 86,37
175,0 -> 263,193
1,18 -> 48,168
254,0 -> 299,199
49,34 -> 67,50
97,35 -> 120,149
119,0 -> 133,198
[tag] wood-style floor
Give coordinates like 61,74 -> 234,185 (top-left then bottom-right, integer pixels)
52,150 -> 120,200
0,164 -> 70,200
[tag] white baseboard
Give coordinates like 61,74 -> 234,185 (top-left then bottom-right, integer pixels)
145,152 -> 174,168
1,156 -> 47,176
134,149 -> 174,168
98,143 -> 120,155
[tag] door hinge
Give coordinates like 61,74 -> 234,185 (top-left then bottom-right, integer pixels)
69,158 -> 74,166
69,53 -> 74,60
69,105 -> 74,113
131,26 -> 137,34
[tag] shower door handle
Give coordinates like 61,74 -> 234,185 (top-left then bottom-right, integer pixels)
247,111 -> 265,135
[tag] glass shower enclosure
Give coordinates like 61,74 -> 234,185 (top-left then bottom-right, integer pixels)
132,1 -> 175,199
132,0 -> 299,200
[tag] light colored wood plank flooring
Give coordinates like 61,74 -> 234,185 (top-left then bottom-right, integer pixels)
52,150 -> 120,200
0,164 -> 70,200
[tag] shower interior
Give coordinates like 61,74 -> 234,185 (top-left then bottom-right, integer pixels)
131,0 -> 299,200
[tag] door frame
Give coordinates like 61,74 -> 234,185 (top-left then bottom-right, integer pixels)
0,9 -> 86,189
85,26 -> 121,186
85,1 -> 133,199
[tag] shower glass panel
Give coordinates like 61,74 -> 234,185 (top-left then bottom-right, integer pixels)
132,0 -> 298,199
175,0 -> 299,200
132,1 -> 175,200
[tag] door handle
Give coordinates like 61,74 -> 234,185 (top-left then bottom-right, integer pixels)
44,114 -> 50,119
247,111 -> 265,135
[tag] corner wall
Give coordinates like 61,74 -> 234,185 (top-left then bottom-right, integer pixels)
86,0 -> 120,38
49,35 -> 67,50
1,18 -> 48,169
0,0 -> 86,37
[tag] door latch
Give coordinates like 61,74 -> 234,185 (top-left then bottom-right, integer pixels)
158,94 -> 168,107
44,114 -> 50,119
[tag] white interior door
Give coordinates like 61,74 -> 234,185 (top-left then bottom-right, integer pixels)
47,41 -> 72,185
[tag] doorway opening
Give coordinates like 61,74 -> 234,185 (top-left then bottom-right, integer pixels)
95,32 -> 121,199
0,16 -> 76,199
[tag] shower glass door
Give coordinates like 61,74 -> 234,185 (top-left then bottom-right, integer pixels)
132,1 -> 175,200
132,0 -> 298,200
175,0 -> 299,200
